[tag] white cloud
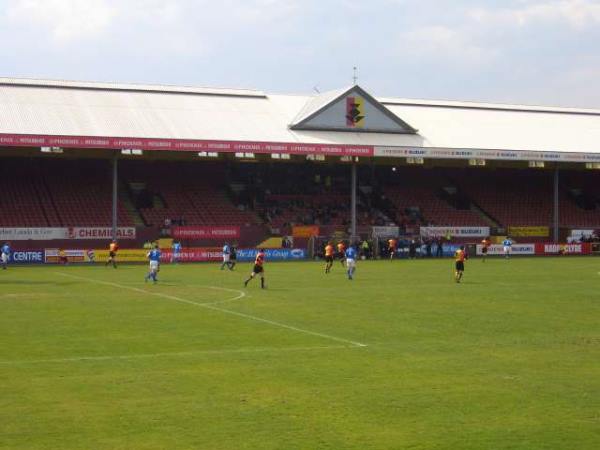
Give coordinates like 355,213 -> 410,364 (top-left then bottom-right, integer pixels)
6,0 -> 116,42
470,0 -> 600,29
399,25 -> 497,65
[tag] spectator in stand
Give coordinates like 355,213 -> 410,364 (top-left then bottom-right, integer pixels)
436,237 -> 444,257
408,239 -> 417,259
361,240 -> 370,259
425,239 -> 432,257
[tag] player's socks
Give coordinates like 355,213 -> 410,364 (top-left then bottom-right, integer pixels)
260,278 -> 265,289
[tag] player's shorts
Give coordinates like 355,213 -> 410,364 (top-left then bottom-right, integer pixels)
149,260 -> 159,271
1,253 -> 8,264
109,251 -> 116,258
253,264 -> 264,274
482,247 -> 488,254
337,252 -> 345,259
223,254 -> 230,263
325,255 -> 333,263
346,258 -> 356,269
455,261 -> 465,271
503,246 -> 511,254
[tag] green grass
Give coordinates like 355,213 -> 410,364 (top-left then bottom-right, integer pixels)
1,258 -> 599,450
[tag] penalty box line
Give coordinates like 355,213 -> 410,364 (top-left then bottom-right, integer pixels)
55,272 -> 368,348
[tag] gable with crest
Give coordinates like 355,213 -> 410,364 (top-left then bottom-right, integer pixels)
290,85 -> 417,134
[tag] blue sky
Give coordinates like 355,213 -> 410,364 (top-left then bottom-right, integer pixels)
1,0 -> 599,107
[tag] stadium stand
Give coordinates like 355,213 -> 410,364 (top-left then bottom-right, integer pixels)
456,168 -> 600,228
2,157 -> 600,233
122,161 -> 260,227
0,158 -> 132,227
379,167 -> 490,228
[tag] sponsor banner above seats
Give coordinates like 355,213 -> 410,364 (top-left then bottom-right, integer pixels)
475,244 -> 535,255
8,249 -> 44,264
535,243 -> 592,255
0,227 -> 136,240
0,134 -> 373,157
236,248 -> 307,262
420,226 -> 490,238
292,226 -> 320,238
508,226 -> 550,237
569,229 -> 597,242
0,228 -> 66,240
372,226 -> 400,238
374,146 -> 600,163
172,227 -> 240,240
4,132 -> 600,162
67,227 -> 136,240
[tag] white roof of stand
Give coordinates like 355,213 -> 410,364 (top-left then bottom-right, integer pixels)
0,77 -> 598,158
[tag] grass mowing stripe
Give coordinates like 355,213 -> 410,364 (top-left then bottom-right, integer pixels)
55,272 -> 368,348
0,344 -> 358,365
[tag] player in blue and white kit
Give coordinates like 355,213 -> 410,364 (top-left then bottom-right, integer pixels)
145,245 -> 161,284
171,241 -> 182,264
221,242 -> 231,270
1,242 -> 11,269
345,245 -> 357,280
503,237 -> 513,259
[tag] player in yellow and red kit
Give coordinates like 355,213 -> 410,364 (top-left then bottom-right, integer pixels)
336,241 -> 346,267
324,242 -> 334,274
388,238 -> 398,260
454,245 -> 467,283
244,249 -> 266,289
481,237 -> 491,262
105,240 -> 119,268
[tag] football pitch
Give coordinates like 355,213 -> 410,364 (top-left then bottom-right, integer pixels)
1,258 -> 599,450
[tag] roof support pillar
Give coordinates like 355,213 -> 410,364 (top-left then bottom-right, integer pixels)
553,166 -> 559,243
351,162 -> 357,243
112,153 -> 119,242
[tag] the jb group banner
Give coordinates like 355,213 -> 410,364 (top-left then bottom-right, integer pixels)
171,227 -> 240,240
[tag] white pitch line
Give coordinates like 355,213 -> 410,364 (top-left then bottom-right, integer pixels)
0,344 -> 357,366
55,272 -> 367,348
201,286 -> 247,306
